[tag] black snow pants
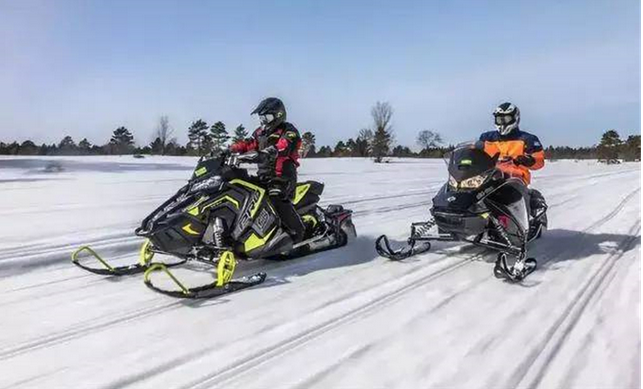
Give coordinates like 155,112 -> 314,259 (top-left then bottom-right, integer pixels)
261,163 -> 305,243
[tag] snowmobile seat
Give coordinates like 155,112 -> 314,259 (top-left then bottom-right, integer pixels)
293,181 -> 324,214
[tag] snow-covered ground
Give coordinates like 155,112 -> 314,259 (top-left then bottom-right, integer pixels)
0,156 -> 639,389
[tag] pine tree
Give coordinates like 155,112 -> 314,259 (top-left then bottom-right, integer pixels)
150,137 -> 164,154
58,135 -> 78,155
109,127 -> 135,154
232,124 -> 248,143
301,131 -> 316,157
622,134 -> 641,161
209,121 -> 230,153
597,129 -> 622,161
19,140 -> 38,155
333,141 -> 348,157
187,119 -> 209,155
78,138 -> 92,154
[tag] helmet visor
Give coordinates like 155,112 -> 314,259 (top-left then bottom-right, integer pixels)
494,114 -> 515,126
259,114 -> 275,125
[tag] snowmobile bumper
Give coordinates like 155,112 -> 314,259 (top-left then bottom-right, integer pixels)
431,210 -> 488,238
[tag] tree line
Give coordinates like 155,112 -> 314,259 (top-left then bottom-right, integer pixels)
0,107 -> 639,161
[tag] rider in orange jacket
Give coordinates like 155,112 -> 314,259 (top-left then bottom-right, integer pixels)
478,102 -> 547,217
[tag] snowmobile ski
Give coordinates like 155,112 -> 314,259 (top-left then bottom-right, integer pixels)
493,253 -> 537,282
375,234 -> 432,261
70,241 -> 187,276
143,261 -> 267,299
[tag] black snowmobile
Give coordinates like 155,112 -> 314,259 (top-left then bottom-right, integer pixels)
72,152 -> 356,298
375,142 -> 547,281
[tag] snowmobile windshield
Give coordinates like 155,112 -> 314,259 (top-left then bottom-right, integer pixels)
191,155 -> 225,182
447,144 -> 495,182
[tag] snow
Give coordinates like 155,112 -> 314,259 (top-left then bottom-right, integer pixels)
0,156 -> 639,389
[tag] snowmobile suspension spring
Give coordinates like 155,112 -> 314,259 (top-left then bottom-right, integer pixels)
412,221 -> 435,238
213,218 -> 225,247
490,217 -> 512,246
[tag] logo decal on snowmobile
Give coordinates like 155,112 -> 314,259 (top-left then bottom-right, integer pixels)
447,196 -> 456,202
194,167 -> 207,177
244,227 -> 276,252
182,223 -> 200,235
256,208 -> 271,231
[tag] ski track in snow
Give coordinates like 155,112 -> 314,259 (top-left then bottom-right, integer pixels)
0,156 -> 639,389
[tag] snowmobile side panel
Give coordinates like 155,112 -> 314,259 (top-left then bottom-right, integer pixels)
243,227 -> 277,253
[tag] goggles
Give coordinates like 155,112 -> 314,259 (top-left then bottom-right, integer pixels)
494,114 -> 515,125
259,114 -> 275,125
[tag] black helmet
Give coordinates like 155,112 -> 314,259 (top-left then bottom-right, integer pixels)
251,97 -> 286,132
493,102 -> 520,135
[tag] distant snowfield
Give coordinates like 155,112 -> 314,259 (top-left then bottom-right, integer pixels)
0,156 -> 639,389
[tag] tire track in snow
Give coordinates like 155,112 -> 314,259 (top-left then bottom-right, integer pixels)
0,300 -> 181,361
498,186 -> 641,388
583,187 -> 640,232
292,186 -> 641,388
181,251 -> 488,389
98,246 -> 486,389
510,219 -> 640,389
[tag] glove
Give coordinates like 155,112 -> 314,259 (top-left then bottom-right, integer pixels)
514,155 -> 536,167
258,146 -> 278,163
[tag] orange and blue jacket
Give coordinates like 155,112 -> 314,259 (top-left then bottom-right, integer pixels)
479,129 -> 545,185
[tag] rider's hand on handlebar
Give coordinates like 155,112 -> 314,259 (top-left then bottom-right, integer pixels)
513,155 -> 536,167
258,146 -> 277,162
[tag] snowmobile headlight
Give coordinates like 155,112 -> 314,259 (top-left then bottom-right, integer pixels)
458,174 -> 487,189
190,176 -> 222,193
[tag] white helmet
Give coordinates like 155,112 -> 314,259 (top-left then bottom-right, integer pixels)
493,102 -> 520,135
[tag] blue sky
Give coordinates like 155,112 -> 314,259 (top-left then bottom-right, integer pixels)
0,0 -> 639,148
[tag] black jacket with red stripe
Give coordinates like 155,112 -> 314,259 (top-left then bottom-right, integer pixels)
229,122 -> 302,180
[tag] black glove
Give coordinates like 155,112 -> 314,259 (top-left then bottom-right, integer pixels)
514,155 -> 536,167
258,146 -> 278,163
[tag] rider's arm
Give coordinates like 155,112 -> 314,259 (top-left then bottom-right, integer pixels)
229,130 -> 259,154
275,129 -> 301,156
519,134 -> 545,170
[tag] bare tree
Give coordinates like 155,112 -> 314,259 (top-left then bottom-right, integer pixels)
154,115 -> 174,155
370,102 -> 394,163
416,130 -> 443,151
355,128 -> 373,157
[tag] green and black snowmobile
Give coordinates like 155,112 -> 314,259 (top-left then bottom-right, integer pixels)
72,152 -> 356,298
